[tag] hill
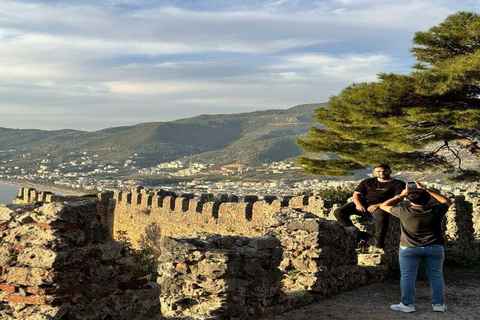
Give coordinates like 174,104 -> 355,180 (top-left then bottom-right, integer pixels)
0,104 -> 324,167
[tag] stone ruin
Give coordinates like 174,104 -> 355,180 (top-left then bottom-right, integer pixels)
0,200 -> 160,319
4,184 -> 480,319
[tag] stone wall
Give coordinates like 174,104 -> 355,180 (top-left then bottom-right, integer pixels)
157,208 -> 394,319
445,195 -> 478,253
111,187 -> 327,247
0,201 -> 160,319
266,209 -> 389,301
158,234 -> 283,319
6,185 -> 480,319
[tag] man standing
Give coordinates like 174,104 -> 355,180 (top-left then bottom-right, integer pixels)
334,164 -> 405,248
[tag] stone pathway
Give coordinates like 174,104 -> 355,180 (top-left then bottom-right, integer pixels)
273,267 -> 480,320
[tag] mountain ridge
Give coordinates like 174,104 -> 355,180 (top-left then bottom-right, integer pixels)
0,103 -> 324,167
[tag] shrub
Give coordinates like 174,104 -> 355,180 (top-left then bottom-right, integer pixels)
116,231 -> 159,281
315,185 -> 356,204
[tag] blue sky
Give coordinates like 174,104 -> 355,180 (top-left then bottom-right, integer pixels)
1,0 -> 478,130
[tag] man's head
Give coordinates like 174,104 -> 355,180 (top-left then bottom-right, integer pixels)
407,189 -> 431,206
373,164 -> 392,180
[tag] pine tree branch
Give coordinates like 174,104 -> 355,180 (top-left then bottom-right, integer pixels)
419,142 -> 447,167
445,141 -> 465,172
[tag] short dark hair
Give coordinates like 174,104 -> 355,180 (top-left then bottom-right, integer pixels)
373,164 -> 391,171
407,190 -> 431,206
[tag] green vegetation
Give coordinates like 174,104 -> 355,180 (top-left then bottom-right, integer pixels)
0,104 -> 321,168
116,231 -> 159,281
298,12 -> 480,181
315,186 -> 356,204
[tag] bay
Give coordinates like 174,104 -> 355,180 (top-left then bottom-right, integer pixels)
0,182 -> 21,204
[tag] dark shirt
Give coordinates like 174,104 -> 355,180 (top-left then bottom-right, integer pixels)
390,202 -> 449,247
355,178 -> 405,205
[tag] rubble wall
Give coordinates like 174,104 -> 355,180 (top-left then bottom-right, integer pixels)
445,195 -> 478,253
0,201 -> 160,319
158,234 -> 283,319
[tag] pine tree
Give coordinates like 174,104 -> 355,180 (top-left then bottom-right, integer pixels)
297,12 -> 480,181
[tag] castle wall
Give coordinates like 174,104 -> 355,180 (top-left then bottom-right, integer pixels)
0,201 -> 160,319
111,187 -> 330,247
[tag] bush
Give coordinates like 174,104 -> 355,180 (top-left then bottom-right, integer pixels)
315,185 -> 356,204
116,231 -> 159,281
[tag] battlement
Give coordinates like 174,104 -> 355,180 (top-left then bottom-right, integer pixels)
3,185 -> 480,319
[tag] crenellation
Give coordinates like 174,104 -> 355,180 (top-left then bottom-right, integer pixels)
17,188 -> 24,200
163,196 -> 176,210
124,192 -> 132,204
281,196 -> 293,207
28,188 -> 37,203
151,195 -> 163,209
289,195 -> 309,207
142,194 -> 153,207
218,202 -> 254,223
132,193 -> 142,205
203,201 -> 221,218
174,197 -> 189,212
130,185 -> 144,194
98,191 -> 113,204
188,198 -> 203,213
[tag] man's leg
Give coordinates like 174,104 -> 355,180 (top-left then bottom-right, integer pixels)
423,245 -> 445,305
333,202 -> 358,227
399,246 -> 422,306
371,208 -> 390,248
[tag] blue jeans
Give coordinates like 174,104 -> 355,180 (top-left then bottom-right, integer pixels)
398,245 -> 445,305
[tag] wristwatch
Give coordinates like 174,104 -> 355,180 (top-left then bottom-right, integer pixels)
394,195 -> 404,200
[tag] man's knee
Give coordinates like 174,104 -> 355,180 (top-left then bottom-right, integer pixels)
334,202 -> 353,219
372,208 -> 390,221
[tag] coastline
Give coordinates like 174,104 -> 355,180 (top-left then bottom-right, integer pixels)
0,180 -> 84,196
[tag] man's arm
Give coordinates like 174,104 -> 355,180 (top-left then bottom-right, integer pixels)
380,186 -> 409,214
380,196 -> 404,214
415,181 -> 453,207
353,192 -> 367,213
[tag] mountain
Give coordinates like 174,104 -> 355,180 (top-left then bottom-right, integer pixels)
0,104 -> 324,167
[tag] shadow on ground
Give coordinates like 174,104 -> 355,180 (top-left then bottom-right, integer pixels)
273,267 -> 480,320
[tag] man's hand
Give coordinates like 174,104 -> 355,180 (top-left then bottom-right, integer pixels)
399,185 -> 410,198
367,204 -> 380,213
355,204 -> 367,214
414,180 -> 426,189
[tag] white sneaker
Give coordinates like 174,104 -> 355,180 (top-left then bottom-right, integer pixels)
390,302 -> 416,313
432,304 -> 447,312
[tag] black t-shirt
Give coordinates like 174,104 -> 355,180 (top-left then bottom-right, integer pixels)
390,202 -> 449,247
355,178 -> 405,205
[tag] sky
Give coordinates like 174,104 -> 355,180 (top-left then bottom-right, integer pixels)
1,0 -> 479,131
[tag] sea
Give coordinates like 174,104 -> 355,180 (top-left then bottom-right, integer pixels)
0,182 -> 21,204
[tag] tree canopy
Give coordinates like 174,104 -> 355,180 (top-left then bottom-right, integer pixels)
297,12 -> 480,181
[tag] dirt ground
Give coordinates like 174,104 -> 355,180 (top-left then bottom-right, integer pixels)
273,267 -> 480,320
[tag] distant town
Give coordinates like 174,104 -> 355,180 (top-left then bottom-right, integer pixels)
0,150 -> 476,198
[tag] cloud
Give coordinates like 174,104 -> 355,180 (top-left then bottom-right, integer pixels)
0,0 -> 478,130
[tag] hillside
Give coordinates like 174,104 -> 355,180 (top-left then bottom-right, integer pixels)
0,104 -> 324,167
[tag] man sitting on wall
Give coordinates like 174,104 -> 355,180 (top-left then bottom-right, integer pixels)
334,164 -> 406,248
